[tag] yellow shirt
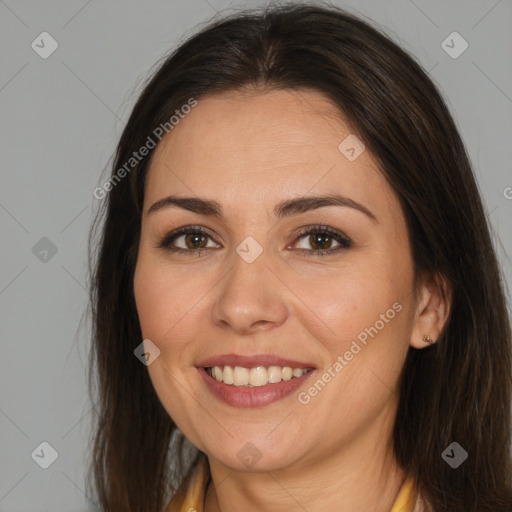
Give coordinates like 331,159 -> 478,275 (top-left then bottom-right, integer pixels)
165,457 -> 419,512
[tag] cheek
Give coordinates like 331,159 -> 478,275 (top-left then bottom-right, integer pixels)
134,264 -> 168,341
293,269 -> 411,429
290,259 -> 413,419
291,259 -> 410,346
133,259 -> 206,433
134,258 -> 202,343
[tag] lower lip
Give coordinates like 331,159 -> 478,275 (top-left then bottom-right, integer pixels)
197,367 -> 316,408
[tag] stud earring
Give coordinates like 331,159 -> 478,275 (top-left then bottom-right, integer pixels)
422,334 -> 434,344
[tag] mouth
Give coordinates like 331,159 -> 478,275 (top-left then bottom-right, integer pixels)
196,354 -> 317,407
204,365 -> 313,386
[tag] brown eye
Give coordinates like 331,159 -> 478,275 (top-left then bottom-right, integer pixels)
308,233 -> 335,251
157,226 -> 219,255
295,232 -> 340,252
157,224 -> 351,257
182,232 -> 208,249
292,225 -> 352,256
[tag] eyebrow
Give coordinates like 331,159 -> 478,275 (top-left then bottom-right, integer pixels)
147,194 -> 377,223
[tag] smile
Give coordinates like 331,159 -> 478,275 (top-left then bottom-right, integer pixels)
206,365 -> 311,386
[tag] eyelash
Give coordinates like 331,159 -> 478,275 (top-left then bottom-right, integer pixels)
155,224 -> 352,257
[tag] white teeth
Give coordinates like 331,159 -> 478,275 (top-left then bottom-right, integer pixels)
249,367 -> 267,386
292,368 -> 303,377
223,365 -> 234,385
214,366 -> 223,382
282,367 -> 293,381
267,366 -> 282,383
233,366 -> 249,386
207,365 -> 311,386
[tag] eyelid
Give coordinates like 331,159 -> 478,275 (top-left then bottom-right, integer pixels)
293,224 -> 350,243
156,224 -> 352,256
290,225 -> 352,255
155,225 -> 220,250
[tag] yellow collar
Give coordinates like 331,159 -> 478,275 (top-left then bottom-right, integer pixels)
166,457 -> 417,512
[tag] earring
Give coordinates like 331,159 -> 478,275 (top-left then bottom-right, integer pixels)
422,334 -> 434,344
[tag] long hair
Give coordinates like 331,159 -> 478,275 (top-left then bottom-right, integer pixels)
87,3 -> 512,510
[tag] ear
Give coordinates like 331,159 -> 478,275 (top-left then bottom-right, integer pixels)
410,273 -> 452,349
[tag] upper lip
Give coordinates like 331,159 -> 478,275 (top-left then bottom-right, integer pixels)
196,353 -> 316,369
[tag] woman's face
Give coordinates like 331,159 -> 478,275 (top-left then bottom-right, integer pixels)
134,89 -> 418,472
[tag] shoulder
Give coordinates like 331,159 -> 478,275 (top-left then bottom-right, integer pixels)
165,456 -> 210,512
392,475 -> 430,512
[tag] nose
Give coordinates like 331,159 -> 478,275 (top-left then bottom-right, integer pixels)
211,249 -> 289,335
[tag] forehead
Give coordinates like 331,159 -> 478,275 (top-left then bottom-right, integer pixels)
144,88 -> 399,221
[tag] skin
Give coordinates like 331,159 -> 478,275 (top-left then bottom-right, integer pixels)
133,88 -> 451,512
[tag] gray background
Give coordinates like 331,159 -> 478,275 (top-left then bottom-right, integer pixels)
1,0 -> 511,510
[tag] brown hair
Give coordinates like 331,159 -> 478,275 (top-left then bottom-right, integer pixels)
87,3 -> 512,510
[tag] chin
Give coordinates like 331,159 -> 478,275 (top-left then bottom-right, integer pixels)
203,433 -> 306,473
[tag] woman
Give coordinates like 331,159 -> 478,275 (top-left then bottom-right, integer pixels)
87,3 -> 512,511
